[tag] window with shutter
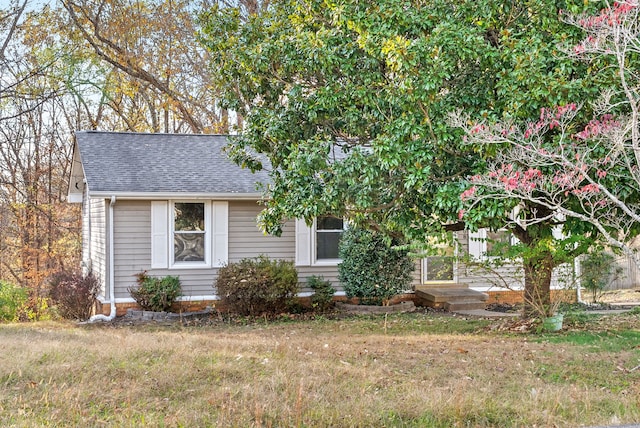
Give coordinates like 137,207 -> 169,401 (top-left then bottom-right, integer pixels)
151,200 -> 228,269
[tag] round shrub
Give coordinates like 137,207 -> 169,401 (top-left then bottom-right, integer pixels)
215,256 -> 298,316
338,228 -> 414,305
128,272 -> 182,312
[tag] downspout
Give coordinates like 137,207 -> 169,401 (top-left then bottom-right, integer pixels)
83,188 -> 92,274
89,195 -> 117,322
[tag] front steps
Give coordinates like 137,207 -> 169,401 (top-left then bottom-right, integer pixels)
415,283 -> 488,311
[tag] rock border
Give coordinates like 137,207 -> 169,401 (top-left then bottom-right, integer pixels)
125,307 -> 214,322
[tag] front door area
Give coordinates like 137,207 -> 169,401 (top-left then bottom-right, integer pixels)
422,234 -> 456,283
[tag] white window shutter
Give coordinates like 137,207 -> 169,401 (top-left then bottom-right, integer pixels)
295,218 -> 312,266
151,201 -> 169,269
468,230 -> 484,260
211,201 -> 229,267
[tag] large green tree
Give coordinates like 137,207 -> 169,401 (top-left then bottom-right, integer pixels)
200,0 -> 613,315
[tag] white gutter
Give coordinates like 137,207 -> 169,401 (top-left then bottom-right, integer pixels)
87,191 -> 265,201
89,195 -> 117,322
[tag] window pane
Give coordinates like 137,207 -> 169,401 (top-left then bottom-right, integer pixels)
317,216 -> 343,230
317,231 -> 342,259
486,230 -> 511,256
174,202 -> 204,231
426,256 -> 454,281
174,232 -> 205,262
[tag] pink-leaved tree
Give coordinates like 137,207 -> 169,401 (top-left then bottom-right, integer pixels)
453,0 -> 640,311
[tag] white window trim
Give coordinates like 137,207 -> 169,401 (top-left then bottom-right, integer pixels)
210,201 -> 229,268
295,217 -> 345,267
314,216 -> 344,265
170,200 -> 211,269
421,257 -> 458,284
151,200 -> 228,270
469,228 -> 515,261
295,218 -> 312,267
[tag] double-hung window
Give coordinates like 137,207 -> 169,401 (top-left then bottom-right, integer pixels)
173,202 -> 206,263
468,229 -> 513,260
315,216 -> 344,261
485,230 -> 512,257
151,200 -> 228,269
295,216 -> 345,266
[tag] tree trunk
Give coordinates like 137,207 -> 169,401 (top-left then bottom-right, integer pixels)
522,250 -> 554,318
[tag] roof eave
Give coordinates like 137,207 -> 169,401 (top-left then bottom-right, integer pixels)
87,191 -> 266,201
67,141 -> 86,200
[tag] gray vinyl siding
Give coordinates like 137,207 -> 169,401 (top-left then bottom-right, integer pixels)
111,200 -> 220,299
453,230 -> 523,291
84,195 -> 107,299
224,201 -> 348,294
81,190 -> 90,275
460,260 -> 575,291
110,200 -> 348,299
457,260 -> 524,291
109,199 -> 487,301
409,262 -> 422,289
112,200 -> 152,298
228,201 -> 295,261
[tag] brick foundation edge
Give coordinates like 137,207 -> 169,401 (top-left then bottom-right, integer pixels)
483,289 -> 577,306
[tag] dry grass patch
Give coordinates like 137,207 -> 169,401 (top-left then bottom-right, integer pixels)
0,314 -> 638,427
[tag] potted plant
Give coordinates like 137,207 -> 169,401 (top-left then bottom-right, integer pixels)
527,289 -> 564,332
541,305 -> 564,332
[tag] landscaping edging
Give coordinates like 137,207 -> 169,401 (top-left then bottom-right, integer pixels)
125,307 -> 214,322
335,300 -> 416,314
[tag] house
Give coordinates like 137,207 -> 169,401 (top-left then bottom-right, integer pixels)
68,131 -> 573,317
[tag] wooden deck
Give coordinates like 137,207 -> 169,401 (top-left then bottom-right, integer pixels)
415,283 -> 488,311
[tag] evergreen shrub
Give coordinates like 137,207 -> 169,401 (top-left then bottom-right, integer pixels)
338,228 -> 414,305
129,272 -> 182,312
308,275 -> 335,311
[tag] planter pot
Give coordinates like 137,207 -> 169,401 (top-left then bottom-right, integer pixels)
542,313 -> 564,332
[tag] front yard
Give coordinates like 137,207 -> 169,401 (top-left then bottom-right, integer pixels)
0,310 -> 639,427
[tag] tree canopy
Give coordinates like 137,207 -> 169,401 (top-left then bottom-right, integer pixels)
201,0 -> 604,235
200,0 -> 622,315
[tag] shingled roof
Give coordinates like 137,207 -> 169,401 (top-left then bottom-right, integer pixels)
71,131 -> 270,199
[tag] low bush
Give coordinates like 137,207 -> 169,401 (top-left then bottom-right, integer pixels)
48,271 -> 100,321
338,228 -> 414,305
215,256 -> 298,316
0,281 -> 28,322
129,272 -> 182,312
308,275 -> 335,312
